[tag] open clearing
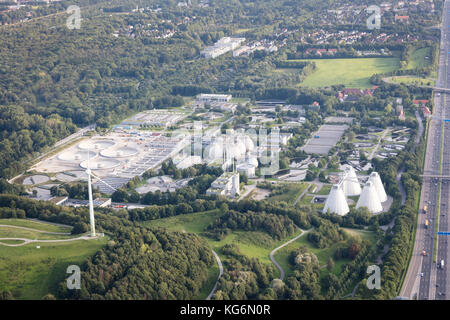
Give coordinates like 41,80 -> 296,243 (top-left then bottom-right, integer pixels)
273,228 -> 376,280
293,57 -> 400,88
0,219 -> 107,300
0,219 -> 72,233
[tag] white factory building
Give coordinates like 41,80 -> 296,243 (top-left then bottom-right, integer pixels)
196,93 -> 232,103
206,172 -> 240,198
201,37 -> 246,59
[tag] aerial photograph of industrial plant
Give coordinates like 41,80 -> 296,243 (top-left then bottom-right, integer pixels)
0,0 -> 448,315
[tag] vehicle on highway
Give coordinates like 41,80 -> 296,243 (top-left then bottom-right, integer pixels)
440,259 -> 445,269
424,205 -> 428,214
425,219 -> 429,229
422,251 -> 428,256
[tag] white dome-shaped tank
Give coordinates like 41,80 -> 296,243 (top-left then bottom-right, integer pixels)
247,156 -> 259,168
58,150 -> 97,162
234,140 -> 246,159
78,140 -> 115,151
100,147 -> 139,158
80,158 -> 120,170
205,142 -> 224,161
244,135 -> 255,152
342,166 -> 362,196
323,184 -> 349,216
237,163 -> 256,177
368,172 -> 387,202
356,181 -> 383,214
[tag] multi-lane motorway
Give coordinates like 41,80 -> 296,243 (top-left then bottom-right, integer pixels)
401,0 -> 450,300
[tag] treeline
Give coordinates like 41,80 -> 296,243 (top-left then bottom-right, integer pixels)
211,244 -> 277,300
0,194 -> 90,234
227,199 -> 313,230
205,210 -> 297,241
307,218 -> 347,249
59,224 -> 215,300
0,193 -> 216,300
0,107 -> 76,178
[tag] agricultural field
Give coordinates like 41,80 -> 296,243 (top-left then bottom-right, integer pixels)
293,58 -> 400,88
0,219 -> 107,299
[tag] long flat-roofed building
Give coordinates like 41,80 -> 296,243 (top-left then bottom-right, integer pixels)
196,94 -> 232,103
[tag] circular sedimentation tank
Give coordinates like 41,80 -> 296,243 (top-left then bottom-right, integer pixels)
79,158 -> 120,170
22,174 -> 50,185
58,150 -> 97,162
100,146 -> 139,158
78,140 -> 116,151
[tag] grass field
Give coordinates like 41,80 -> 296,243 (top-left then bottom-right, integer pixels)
387,76 -> 435,87
407,47 -> 432,70
0,219 -> 71,233
0,227 -> 73,240
293,57 -> 400,88
273,228 -> 376,280
0,240 -> 107,299
142,210 -> 286,264
266,183 -> 308,204
0,218 -> 107,300
0,219 -> 106,299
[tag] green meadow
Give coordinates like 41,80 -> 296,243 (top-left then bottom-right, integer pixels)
293,57 -> 400,88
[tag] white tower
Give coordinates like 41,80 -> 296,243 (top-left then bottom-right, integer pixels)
356,181 -> 383,214
342,166 -> 362,196
86,166 -> 96,237
368,172 -> 387,202
231,173 -> 240,197
323,184 -> 349,216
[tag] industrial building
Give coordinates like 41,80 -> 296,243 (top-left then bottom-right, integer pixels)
196,93 -> 232,103
206,172 -> 240,198
201,37 -> 245,58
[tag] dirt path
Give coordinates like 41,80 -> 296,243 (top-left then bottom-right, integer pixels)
270,229 -> 307,281
206,250 -> 224,300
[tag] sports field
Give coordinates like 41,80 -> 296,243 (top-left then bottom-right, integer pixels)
294,57 -> 400,88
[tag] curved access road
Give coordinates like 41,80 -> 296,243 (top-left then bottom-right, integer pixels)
0,233 -> 104,247
270,229 -> 306,281
206,250 -> 224,300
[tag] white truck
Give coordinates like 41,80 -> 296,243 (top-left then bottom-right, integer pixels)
440,260 -> 445,269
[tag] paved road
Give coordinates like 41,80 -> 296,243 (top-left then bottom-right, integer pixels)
206,250 -> 224,300
0,233 -> 104,247
402,1 -> 450,300
270,229 -> 307,281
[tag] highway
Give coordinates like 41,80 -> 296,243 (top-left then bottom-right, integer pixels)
401,0 -> 450,300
